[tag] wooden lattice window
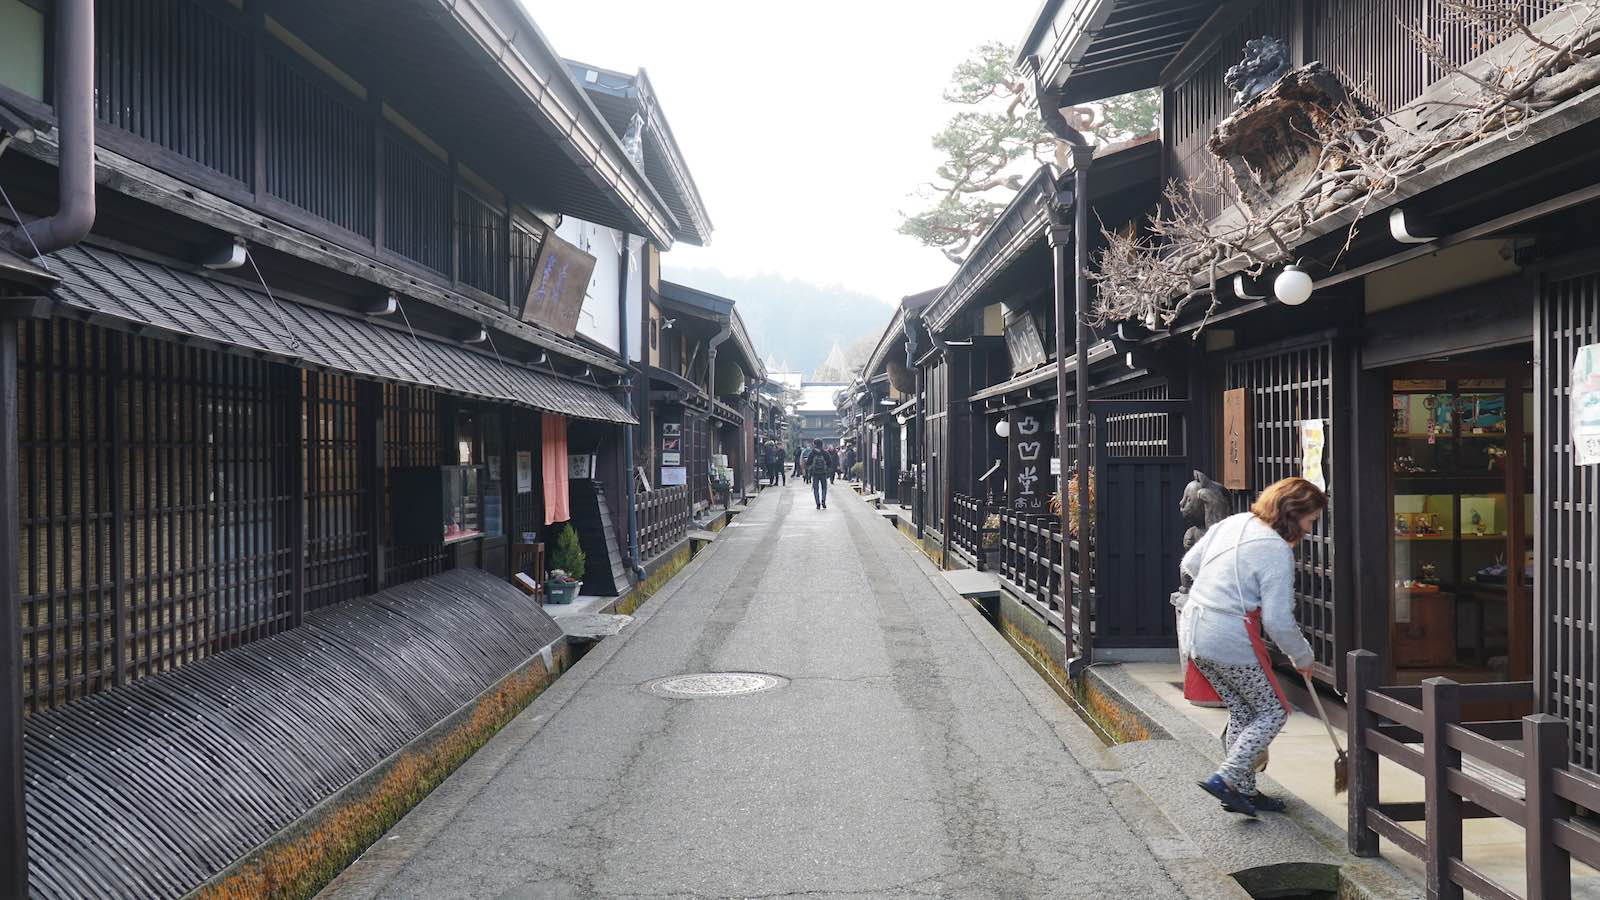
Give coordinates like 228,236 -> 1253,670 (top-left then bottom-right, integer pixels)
1227,340 -> 1341,675
264,53 -> 374,238
382,134 -> 452,274
457,189 -> 508,303
381,383 -> 444,585
304,371 -> 372,611
95,0 -> 253,183
18,321 -> 296,713
18,321 -> 117,712
1538,272 -> 1600,772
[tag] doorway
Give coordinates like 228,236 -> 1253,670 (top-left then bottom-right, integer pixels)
1385,350 -> 1533,685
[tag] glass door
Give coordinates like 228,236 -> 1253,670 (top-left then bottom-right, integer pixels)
1389,369 -> 1529,684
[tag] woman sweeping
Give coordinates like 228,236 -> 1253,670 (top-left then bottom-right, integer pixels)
1178,476 -> 1326,817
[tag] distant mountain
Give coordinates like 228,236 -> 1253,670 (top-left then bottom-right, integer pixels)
661,267 -> 894,377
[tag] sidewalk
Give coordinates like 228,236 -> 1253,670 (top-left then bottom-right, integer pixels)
321,482 -> 1246,899
1119,663 -> 1600,898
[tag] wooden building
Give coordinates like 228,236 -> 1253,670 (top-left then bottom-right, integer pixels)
650,280 -> 765,509
0,0 -> 721,894
1020,0 -> 1600,895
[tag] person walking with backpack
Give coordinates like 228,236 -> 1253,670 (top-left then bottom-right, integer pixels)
807,439 -> 833,508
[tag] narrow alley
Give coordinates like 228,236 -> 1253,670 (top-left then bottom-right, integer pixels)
321,483 -> 1225,900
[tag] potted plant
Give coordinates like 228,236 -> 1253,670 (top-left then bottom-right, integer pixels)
545,523 -> 586,604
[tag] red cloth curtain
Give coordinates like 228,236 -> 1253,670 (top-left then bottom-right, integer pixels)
542,415 -> 569,525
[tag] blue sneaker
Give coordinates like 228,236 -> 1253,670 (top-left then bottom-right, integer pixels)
1198,773 -> 1257,817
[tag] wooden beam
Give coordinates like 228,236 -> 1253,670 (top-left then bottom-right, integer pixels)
0,316 -> 25,899
11,136 -> 623,373
1159,0 -> 1266,88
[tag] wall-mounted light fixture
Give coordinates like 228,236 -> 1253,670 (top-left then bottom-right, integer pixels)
896,415 -> 908,426
1274,264 -> 1314,306
994,418 -> 1010,438
462,328 -> 488,344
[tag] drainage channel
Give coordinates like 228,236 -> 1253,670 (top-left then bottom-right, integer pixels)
966,594 -> 1121,746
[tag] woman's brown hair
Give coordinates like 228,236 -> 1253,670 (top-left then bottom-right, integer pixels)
1251,477 -> 1328,543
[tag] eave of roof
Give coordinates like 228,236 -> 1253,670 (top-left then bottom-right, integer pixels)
658,280 -> 763,379
436,0 -> 680,248
565,60 -> 714,246
1019,0 -> 1221,105
925,138 -> 1161,336
863,287 -> 941,377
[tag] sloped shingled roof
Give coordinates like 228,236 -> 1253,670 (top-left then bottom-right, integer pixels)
48,244 -> 636,424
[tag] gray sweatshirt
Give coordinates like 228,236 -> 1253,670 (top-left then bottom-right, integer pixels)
1178,512 -> 1315,669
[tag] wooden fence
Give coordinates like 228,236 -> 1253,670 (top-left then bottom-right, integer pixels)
995,511 -> 1093,645
949,493 -> 998,571
1347,649 -> 1600,900
636,485 -> 690,563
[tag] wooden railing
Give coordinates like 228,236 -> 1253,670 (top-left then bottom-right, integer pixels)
949,493 -> 998,570
636,485 -> 690,562
995,512 -> 1093,643
1347,649 -> 1599,900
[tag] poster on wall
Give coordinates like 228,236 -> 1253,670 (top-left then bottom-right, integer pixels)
568,453 -> 596,480
1223,388 -> 1250,490
661,452 -> 681,465
660,466 -> 687,486
1007,410 -> 1049,512
1300,419 -> 1327,492
1573,344 -> 1600,465
516,451 -> 533,493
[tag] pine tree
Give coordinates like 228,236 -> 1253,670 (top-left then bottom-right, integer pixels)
551,523 -> 586,582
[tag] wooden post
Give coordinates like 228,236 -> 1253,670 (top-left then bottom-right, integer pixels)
1523,713 -> 1571,900
288,370 -> 306,628
0,317 -> 26,897
1347,649 -> 1381,856
1422,677 -> 1464,900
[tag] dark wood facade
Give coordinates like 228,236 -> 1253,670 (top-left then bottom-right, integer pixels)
1017,0 -> 1600,894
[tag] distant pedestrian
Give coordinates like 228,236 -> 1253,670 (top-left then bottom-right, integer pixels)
764,442 -> 783,486
793,444 -> 804,480
826,446 -> 839,484
1179,477 -> 1325,818
807,439 -> 833,508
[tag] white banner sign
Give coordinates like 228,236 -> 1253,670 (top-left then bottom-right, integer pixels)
1300,419 -> 1327,491
1574,344 -> 1600,465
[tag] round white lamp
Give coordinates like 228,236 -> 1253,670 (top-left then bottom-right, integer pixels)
1274,264 -> 1314,306
994,419 -> 1011,438
896,415 -> 907,426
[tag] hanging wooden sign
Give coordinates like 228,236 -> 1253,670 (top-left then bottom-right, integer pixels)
1003,310 -> 1047,374
521,230 -> 596,337
1223,388 -> 1249,490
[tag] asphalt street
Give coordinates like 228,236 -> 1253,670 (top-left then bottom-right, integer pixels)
321,480 -> 1231,900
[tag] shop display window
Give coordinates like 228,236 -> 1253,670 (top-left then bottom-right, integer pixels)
1389,373 -> 1530,680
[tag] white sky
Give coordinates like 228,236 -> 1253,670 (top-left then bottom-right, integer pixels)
524,0 -> 1043,306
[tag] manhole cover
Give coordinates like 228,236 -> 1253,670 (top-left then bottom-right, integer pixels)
642,672 -> 788,698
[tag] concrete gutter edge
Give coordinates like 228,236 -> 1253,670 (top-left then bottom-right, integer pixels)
1082,664 -> 1423,900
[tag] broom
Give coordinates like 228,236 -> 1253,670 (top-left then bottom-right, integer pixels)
1303,673 -> 1349,795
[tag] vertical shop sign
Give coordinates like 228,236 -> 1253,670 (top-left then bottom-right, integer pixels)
1300,418 -> 1327,491
1223,388 -> 1249,489
1008,410 -> 1048,512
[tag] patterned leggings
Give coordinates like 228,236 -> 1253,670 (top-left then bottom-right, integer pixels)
1192,658 -> 1287,794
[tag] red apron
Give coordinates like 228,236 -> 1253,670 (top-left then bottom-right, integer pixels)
1183,609 -> 1291,714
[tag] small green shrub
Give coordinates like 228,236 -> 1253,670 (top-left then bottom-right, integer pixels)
851,462 -> 864,477
551,523 -> 586,582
